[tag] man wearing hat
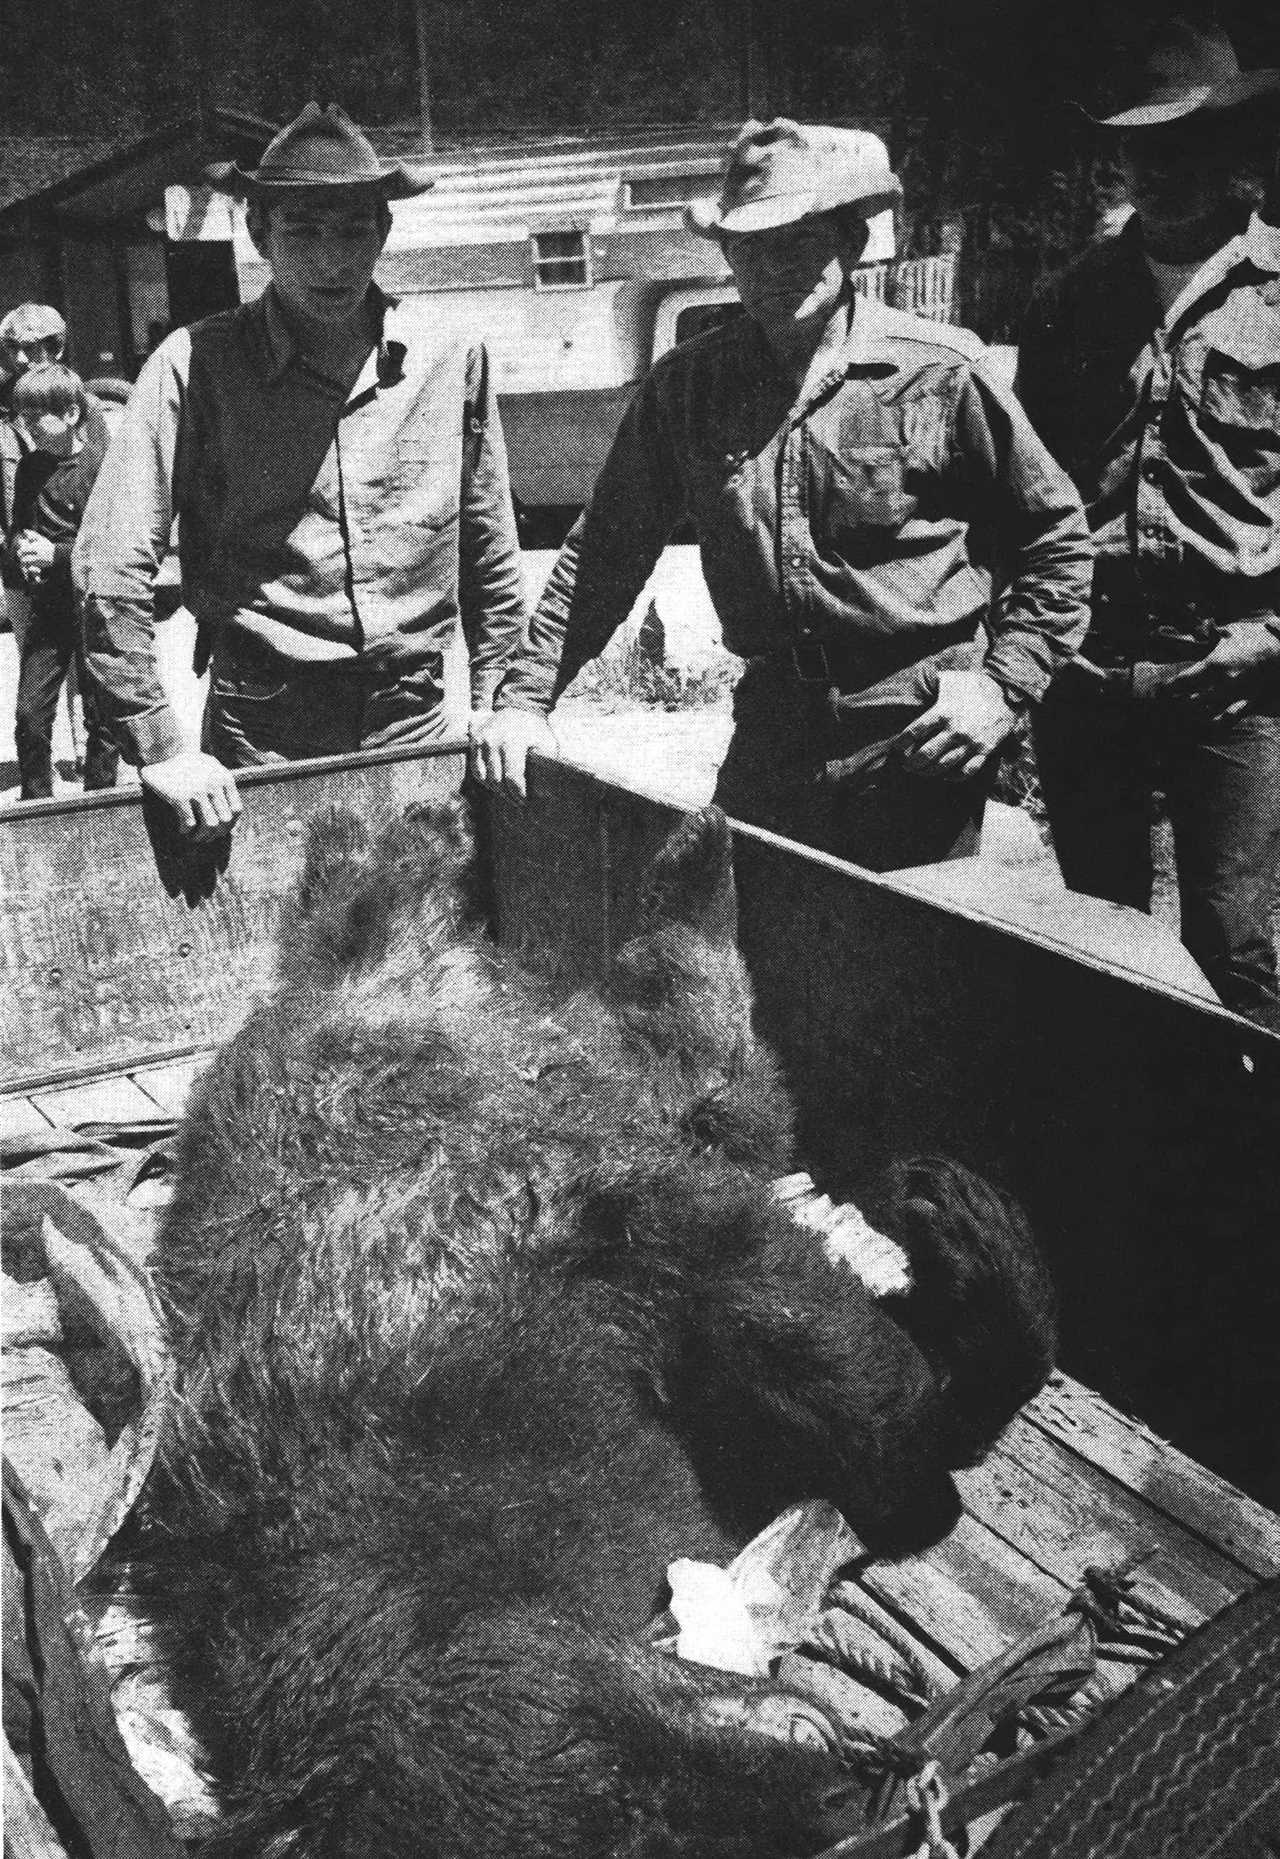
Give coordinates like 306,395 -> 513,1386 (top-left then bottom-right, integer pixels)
1017,18 -> 1280,1028
74,104 -> 525,837
474,118 -> 1091,873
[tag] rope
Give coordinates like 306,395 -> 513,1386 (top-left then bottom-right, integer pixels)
1070,1557 -> 1187,1649
906,1760 -> 962,1859
826,1586 -> 938,1707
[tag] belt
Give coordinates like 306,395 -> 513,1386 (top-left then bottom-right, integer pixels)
1089,596 -> 1227,666
767,617 -> 982,690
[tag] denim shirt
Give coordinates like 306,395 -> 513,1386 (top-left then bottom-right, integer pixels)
497,298 -> 1091,714
74,286 -> 526,765
1017,213 -> 1280,624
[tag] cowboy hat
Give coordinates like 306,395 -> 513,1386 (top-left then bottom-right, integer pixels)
1082,17 -> 1280,129
207,103 -> 433,199
687,118 -> 901,238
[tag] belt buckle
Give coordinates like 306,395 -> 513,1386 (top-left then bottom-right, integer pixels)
791,639 -> 830,684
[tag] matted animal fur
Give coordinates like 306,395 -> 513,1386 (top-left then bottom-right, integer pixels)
143,798 -> 1056,1859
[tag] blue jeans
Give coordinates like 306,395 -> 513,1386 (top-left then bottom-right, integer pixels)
14,587 -> 119,799
203,632 -> 457,767
1034,662 -> 1280,1031
712,645 -> 992,871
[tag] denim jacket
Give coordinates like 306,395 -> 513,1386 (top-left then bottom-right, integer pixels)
74,287 -> 526,765
1017,212 -> 1280,634
498,298 -> 1091,715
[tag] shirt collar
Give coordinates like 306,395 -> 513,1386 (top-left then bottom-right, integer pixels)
795,297 -> 907,414
738,295 -> 899,420
1241,212 -> 1280,276
251,282 -> 404,387
1143,211 -> 1280,333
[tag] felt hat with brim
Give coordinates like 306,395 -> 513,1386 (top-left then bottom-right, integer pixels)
207,102 -> 434,199
0,303 -> 66,344
687,118 -> 901,238
1081,18 -> 1280,129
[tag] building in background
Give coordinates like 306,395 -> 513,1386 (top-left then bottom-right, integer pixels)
0,112 -> 274,388
1,116 -> 956,519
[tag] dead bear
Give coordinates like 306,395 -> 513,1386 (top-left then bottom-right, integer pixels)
143,800 -> 1056,1859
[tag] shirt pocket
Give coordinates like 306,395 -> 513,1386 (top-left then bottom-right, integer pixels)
386,439 -> 460,530
1196,296 -> 1280,431
810,381 -> 947,536
818,443 -> 915,529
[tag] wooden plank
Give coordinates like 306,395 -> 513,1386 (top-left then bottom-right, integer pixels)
126,1057 -> 211,1119
1023,1375 -> 1280,1581
955,1418 -> 1249,1627
0,1096 -> 55,1141
0,743 -> 467,1088
30,1075 -> 166,1130
859,1510 -> 1068,1672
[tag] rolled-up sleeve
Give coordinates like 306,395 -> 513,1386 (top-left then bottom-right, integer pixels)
459,343 -> 527,708
955,366 -> 1093,703
73,335 -> 189,766
495,369 -> 685,714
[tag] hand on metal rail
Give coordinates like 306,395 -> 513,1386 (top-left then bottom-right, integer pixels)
468,707 -> 558,803
139,751 -> 242,840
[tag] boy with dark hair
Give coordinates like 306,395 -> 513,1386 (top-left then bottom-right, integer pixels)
8,363 -> 118,798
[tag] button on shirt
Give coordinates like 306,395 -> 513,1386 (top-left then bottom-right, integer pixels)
497,299 -> 1091,714
1016,213 -> 1280,620
74,286 -> 526,765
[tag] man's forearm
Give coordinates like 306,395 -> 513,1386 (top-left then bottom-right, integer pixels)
80,592 -> 186,765
459,351 -> 530,709
492,514 -> 585,714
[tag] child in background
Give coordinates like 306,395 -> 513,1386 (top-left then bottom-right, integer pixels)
8,363 -> 118,799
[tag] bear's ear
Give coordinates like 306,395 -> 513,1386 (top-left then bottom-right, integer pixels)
637,808 -> 738,947
275,808 -> 372,983
295,809 -> 371,918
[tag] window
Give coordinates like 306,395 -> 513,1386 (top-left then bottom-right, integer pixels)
624,175 -> 703,209
532,231 -> 590,290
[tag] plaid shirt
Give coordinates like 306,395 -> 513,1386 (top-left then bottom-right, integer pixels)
497,298 -> 1091,715
74,286 -> 525,765
1017,212 -> 1280,642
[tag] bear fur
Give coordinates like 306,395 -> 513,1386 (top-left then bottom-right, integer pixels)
144,799 -> 1056,1859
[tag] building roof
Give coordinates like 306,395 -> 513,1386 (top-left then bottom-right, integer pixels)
0,137 -> 126,217
0,110 -> 276,234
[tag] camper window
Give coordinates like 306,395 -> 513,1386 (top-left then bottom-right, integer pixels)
624,176 -> 701,209
533,231 -> 591,290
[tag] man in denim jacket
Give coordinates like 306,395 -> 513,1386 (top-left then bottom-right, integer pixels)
475,119 -> 1092,873
1017,19 -> 1280,1028
74,106 -> 525,841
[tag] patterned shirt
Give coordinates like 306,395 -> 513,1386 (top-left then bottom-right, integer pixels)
497,298 -> 1092,714
74,286 -> 526,765
1016,212 -> 1280,633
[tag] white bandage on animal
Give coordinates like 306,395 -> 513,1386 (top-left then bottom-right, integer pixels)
771,1173 -> 911,1297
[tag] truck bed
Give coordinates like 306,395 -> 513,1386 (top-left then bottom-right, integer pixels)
3,743 -> 1278,1809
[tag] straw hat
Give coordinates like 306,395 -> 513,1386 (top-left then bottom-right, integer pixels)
687,119 -> 900,238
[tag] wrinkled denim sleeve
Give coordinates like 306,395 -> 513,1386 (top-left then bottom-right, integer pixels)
73,336 -> 189,766
459,343 -> 529,708
495,370 -> 686,713
957,365 -> 1093,703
